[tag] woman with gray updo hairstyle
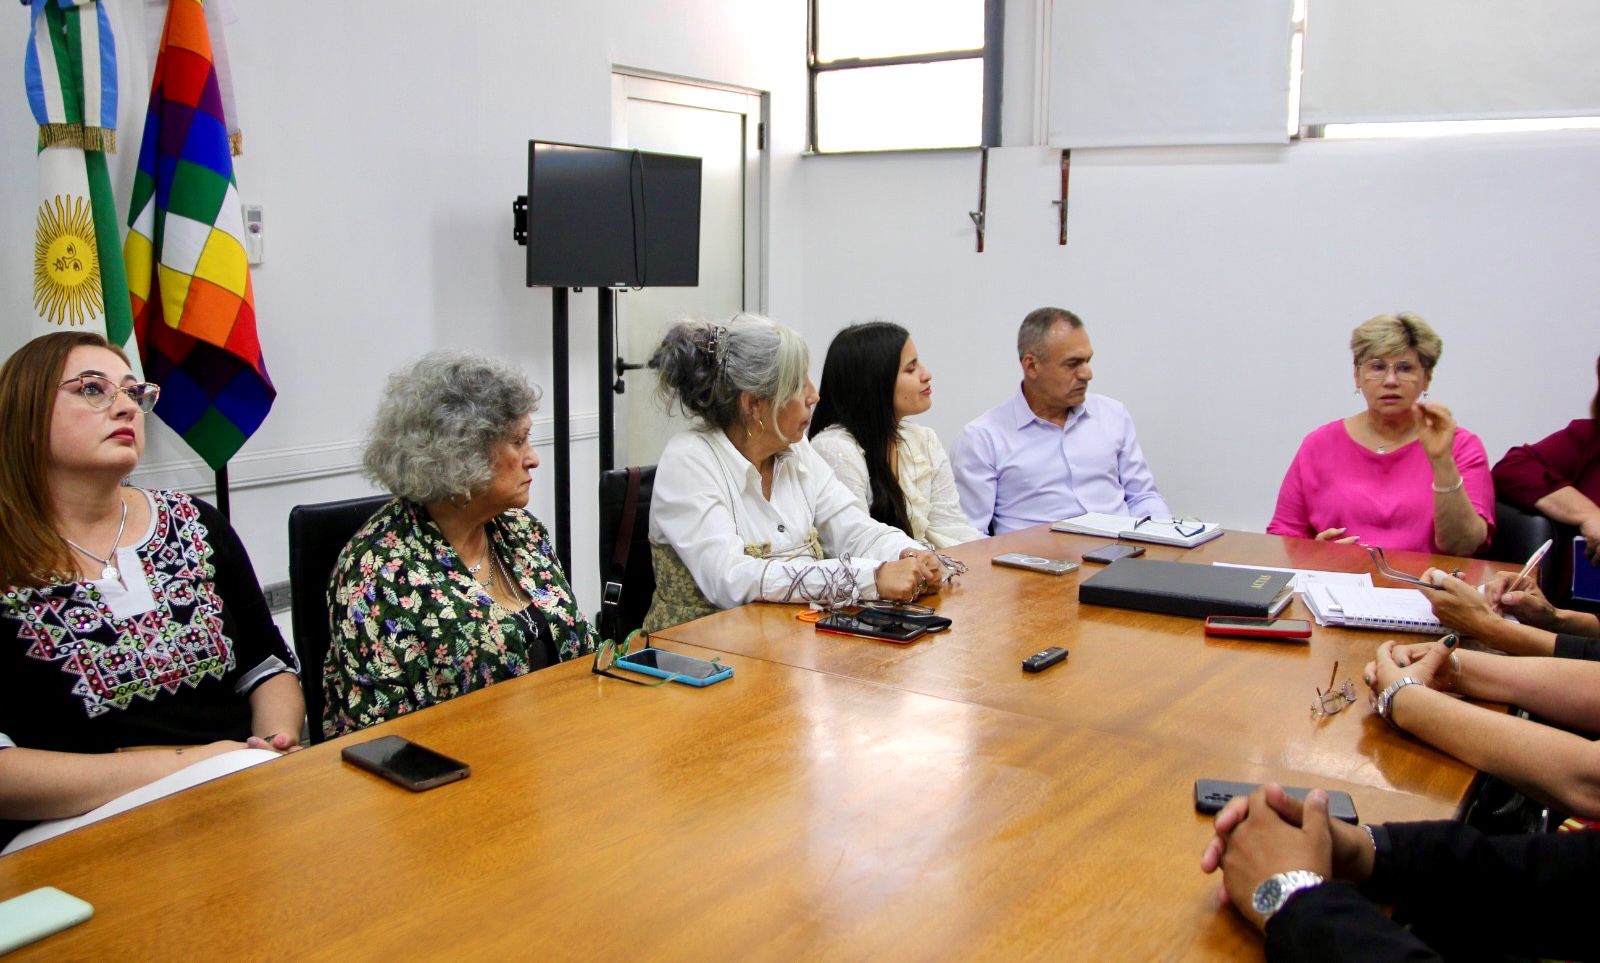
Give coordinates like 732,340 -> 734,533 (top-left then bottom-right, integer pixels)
650,313 -> 811,430
642,315 -> 945,632
322,350 -> 595,738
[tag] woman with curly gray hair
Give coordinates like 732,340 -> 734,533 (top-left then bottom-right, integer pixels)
321,351 -> 595,737
642,315 -> 944,632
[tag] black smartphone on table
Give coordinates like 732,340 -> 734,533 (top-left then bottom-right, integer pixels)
816,609 -> 927,643
1194,779 -> 1359,824
1082,543 -> 1145,564
342,735 -> 471,792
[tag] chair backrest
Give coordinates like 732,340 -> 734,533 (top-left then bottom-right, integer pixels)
597,465 -> 656,643
288,494 -> 391,743
1487,499 -> 1567,604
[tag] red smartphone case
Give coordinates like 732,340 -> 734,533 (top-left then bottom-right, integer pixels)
1203,617 -> 1312,639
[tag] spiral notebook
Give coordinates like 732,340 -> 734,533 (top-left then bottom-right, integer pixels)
1050,512 -> 1223,548
1302,584 -> 1444,634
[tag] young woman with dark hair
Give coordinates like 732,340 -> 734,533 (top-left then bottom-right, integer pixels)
810,322 -> 981,549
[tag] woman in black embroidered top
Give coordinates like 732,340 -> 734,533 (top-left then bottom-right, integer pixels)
0,332 -> 302,849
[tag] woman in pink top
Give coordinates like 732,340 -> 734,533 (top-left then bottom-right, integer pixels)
1267,313 -> 1493,555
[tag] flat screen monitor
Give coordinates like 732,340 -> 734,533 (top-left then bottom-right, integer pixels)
525,141 -> 702,288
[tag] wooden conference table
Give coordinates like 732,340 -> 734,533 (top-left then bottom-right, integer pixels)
0,528 -> 1505,960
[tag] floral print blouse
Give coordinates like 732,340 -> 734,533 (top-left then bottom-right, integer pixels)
321,498 -> 595,738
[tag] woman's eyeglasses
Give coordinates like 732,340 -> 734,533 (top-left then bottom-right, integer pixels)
1133,515 -> 1208,538
1358,359 -> 1422,383
59,374 -> 161,413
1311,661 -> 1357,719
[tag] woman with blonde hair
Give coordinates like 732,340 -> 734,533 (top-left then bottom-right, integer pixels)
1267,313 -> 1493,555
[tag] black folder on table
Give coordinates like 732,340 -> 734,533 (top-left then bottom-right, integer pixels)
1078,559 -> 1294,619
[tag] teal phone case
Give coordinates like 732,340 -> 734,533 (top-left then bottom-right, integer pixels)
615,650 -> 734,686
0,887 -> 94,953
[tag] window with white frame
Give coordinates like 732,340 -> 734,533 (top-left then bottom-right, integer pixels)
1299,0 -> 1600,139
808,0 -> 1001,154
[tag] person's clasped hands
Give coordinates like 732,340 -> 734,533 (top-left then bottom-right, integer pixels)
1199,784 -> 1375,931
1361,636 -> 1460,718
878,549 -> 945,603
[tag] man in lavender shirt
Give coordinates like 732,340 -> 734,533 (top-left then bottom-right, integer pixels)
951,307 -> 1169,534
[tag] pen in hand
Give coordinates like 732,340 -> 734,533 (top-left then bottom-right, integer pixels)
1509,538 -> 1553,594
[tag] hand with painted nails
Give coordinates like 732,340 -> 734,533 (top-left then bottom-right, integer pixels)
1314,526 -> 1360,545
1363,636 -> 1456,709
246,732 -> 303,754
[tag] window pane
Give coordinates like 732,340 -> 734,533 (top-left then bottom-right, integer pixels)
815,60 -> 983,152
815,0 -> 984,63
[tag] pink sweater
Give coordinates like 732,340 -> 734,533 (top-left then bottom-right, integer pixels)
1267,420 -> 1495,554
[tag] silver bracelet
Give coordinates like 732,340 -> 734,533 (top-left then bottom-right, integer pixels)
1430,475 -> 1465,494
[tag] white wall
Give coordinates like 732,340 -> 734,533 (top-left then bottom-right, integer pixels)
798,135 -> 1600,532
7,0 -> 1600,622
0,0 -> 809,613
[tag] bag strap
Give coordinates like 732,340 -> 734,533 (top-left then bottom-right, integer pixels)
603,466 -> 642,613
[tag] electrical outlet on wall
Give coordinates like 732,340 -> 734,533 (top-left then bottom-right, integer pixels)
262,580 -> 291,613
243,204 -> 264,264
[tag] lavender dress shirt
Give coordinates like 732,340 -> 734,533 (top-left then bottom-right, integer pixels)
951,390 -> 1170,535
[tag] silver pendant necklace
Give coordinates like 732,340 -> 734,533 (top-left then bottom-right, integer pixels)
64,498 -> 128,581
469,553 -> 494,588
491,549 -> 541,639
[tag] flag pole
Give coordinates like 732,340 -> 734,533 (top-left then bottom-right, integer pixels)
215,464 -> 230,519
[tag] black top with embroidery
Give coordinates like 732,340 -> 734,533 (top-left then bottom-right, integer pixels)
0,489 -> 297,754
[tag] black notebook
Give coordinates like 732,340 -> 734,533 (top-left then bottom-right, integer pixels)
1078,559 -> 1294,619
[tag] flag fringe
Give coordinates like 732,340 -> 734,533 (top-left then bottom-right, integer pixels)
38,124 -> 117,153
229,130 -> 243,157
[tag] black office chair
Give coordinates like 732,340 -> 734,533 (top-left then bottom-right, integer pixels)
1485,499 -> 1566,604
597,465 -> 656,644
288,493 -> 391,743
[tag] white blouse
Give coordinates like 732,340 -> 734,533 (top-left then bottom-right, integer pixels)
810,423 -> 983,550
649,428 -> 922,609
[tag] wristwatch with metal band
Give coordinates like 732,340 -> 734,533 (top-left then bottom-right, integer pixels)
1251,869 -> 1325,921
1377,676 -> 1422,727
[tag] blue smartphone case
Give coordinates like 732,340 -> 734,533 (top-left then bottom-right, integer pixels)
615,650 -> 734,686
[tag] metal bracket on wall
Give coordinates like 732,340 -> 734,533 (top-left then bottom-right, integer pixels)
1050,149 -> 1070,245
969,146 -> 988,253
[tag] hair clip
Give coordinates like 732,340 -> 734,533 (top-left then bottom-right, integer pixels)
697,324 -> 729,375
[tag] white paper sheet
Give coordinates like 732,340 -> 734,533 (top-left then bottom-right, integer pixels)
3,748 -> 280,855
